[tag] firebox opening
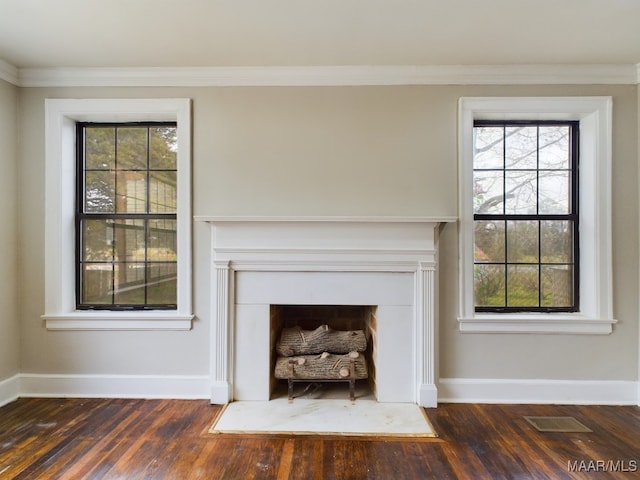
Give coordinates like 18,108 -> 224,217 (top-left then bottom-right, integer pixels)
270,305 -> 378,401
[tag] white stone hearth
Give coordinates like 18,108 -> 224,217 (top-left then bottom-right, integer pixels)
195,217 -> 452,408
210,399 -> 437,437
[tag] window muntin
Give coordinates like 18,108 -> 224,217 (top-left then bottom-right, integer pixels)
76,122 -> 178,310
473,121 -> 579,312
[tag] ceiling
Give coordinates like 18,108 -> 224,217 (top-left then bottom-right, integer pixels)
1,0 -> 640,70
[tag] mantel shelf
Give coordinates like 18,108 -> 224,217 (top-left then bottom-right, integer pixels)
194,215 -> 457,224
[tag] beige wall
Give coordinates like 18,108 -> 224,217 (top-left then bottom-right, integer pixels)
17,84 -> 639,385
0,79 -> 19,381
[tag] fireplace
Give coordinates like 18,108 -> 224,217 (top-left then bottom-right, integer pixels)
195,217 -> 449,407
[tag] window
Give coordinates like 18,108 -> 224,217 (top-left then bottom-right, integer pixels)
473,121 -> 579,312
43,99 -> 192,330
458,97 -> 616,334
76,122 -> 178,310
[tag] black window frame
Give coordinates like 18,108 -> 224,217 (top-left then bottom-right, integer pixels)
473,120 -> 580,313
75,121 -> 178,311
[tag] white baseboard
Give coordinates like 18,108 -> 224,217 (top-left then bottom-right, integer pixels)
0,374 -> 20,407
5,374 -> 638,406
17,373 -> 210,400
438,378 -> 639,405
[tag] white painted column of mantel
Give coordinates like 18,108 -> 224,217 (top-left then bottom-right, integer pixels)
210,260 -> 234,404
195,216 -> 456,407
418,261 -> 437,407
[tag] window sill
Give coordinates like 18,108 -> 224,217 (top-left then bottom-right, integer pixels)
42,312 -> 194,331
457,314 -> 617,334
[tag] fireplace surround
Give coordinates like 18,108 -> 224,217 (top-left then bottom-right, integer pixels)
195,217 -> 453,407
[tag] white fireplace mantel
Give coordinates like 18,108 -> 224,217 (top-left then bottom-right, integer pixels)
195,216 -> 456,407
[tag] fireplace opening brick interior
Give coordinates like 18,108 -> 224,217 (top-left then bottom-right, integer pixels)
270,305 -> 377,400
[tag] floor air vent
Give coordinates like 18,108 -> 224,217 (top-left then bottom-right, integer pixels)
524,416 -> 592,433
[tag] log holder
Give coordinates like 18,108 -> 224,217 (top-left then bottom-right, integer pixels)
287,357 -> 357,403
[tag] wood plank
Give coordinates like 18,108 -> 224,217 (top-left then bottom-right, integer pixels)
287,439 -> 325,480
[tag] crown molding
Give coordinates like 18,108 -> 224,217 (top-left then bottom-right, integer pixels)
0,58 -> 19,85
8,64 -> 639,87
0,61 -> 638,87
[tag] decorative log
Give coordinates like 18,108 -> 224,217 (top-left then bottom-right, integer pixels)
274,352 -> 368,380
276,325 -> 367,356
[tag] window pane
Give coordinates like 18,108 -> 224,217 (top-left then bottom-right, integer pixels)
147,263 -> 177,305
539,170 -> 570,214
113,219 -> 145,262
149,171 -> 177,213
148,219 -> 177,261
473,170 -> 504,214
82,219 -> 114,261
505,170 -> 537,214
541,221 -> 573,264
541,265 -> 573,307
150,127 -> 177,170
117,127 -> 147,170
474,264 -> 505,307
505,126 -> 537,169
539,126 -> 570,170
474,126 -> 503,169
507,221 -> 539,263
507,265 -> 539,307
114,262 -> 146,304
85,127 -> 115,170
85,171 -> 115,213
116,171 -> 147,213
474,221 -> 505,263
82,264 -> 113,305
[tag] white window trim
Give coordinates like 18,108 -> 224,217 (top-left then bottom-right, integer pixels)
43,98 -> 193,330
458,97 -> 616,334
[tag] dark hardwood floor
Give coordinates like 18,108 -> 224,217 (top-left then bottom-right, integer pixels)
0,397 -> 638,479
